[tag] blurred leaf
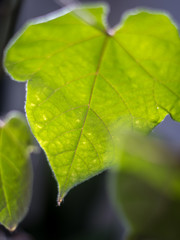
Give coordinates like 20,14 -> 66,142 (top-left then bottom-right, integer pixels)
111,131 -> 180,239
0,112 -> 33,231
115,130 -> 180,198
4,4 -> 180,201
115,173 -> 180,240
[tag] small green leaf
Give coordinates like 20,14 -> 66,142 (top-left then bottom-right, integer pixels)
0,112 -> 33,231
4,4 -> 180,200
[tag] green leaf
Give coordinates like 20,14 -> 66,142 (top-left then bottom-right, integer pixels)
4,4 -> 180,201
113,129 -> 180,199
0,112 -> 33,231
110,131 -> 180,239
114,173 -> 180,240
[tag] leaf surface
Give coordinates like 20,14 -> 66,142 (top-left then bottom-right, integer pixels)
4,4 -> 180,200
0,112 -> 33,230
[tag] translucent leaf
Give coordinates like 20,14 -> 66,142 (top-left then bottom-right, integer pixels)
4,4 -> 180,201
0,112 -> 33,230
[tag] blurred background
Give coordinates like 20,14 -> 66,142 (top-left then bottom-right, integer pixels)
1,0 -> 180,239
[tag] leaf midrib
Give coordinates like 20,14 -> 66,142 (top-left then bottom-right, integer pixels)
113,37 -> 180,101
58,35 -> 109,200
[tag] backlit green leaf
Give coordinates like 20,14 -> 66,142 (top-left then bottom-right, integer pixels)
4,4 -> 180,201
0,112 -> 33,231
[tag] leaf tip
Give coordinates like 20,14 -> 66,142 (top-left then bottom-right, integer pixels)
8,224 -> 17,232
57,197 -> 63,206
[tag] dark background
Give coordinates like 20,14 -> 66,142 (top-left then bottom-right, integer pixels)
1,0 -> 180,239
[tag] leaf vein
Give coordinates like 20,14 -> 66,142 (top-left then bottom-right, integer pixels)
83,134 -> 102,165
0,153 -> 21,175
33,73 -> 96,110
59,36 -> 109,199
29,34 -> 103,79
99,73 -> 134,128
113,37 -> 180,101
37,105 -> 88,133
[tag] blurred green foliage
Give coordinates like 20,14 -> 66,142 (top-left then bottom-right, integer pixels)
0,112 -> 34,231
112,130 -> 180,239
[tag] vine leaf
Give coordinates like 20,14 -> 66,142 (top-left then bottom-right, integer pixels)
4,4 -> 180,201
0,112 -> 34,231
